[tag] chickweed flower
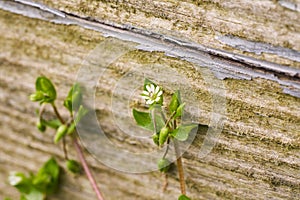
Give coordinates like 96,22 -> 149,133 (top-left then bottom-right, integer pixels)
141,84 -> 163,105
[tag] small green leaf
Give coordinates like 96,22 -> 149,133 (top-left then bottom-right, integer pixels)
133,107 -> 165,132
132,109 -> 153,130
174,103 -> 185,118
54,124 -> 68,144
8,172 -> 33,195
171,124 -> 198,141
23,188 -> 45,200
143,78 -> 156,91
36,121 -> 46,132
67,122 -> 76,135
178,194 -> 191,200
152,134 -> 159,146
159,127 -> 169,146
66,160 -> 82,174
34,158 -> 60,194
35,76 -> 56,103
8,171 -> 27,186
20,195 -> 27,200
29,91 -> 44,102
157,158 -> 171,172
169,91 -> 181,113
8,158 -> 60,199
41,119 -> 61,129
64,83 -> 82,112
150,105 -> 165,133
74,105 -> 89,124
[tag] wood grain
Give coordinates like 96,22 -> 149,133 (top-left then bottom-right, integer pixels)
0,1 -> 299,200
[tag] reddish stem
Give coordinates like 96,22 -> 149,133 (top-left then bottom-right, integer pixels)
62,137 -> 69,160
174,140 -> 186,195
73,136 -> 104,200
51,103 -> 104,200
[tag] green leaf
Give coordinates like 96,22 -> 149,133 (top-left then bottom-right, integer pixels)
67,122 -> 76,135
157,158 -> 171,172
66,160 -> 82,174
143,78 -> 156,91
34,158 -> 60,194
35,76 -> 56,103
29,91 -> 44,102
8,172 -> 31,194
150,105 -> 165,133
159,127 -> 169,146
74,105 -> 89,124
36,121 -> 46,132
67,106 -> 88,135
171,124 -> 198,141
132,109 -> 153,130
54,124 -> 68,144
178,194 -> 191,200
23,188 -> 45,200
174,103 -> 185,118
8,158 -> 60,200
64,83 -> 82,112
20,195 -> 27,200
152,134 -> 159,146
169,91 -> 181,113
133,107 -> 165,132
41,119 -> 61,129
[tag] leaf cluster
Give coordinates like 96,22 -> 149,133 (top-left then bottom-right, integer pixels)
7,158 -> 60,200
133,79 -> 197,199
30,77 -> 88,144
133,88 -> 197,147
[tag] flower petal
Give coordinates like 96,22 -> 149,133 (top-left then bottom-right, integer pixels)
141,91 -> 149,96
146,85 -> 151,92
155,86 -> 160,94
146,99 -> 154,105
150,84 -> 155,93
154,96 -> 161,102
141,95 -> 150,100
157,90 -> 163,97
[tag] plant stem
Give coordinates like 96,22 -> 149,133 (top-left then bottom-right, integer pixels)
162,173 -> 168,192
162,138 -> 170,159
51,103 -> 65,124
51,103 -> 104,200
73,135 -> 104,200
51,103 -> 68,159
174,139 -> 186,195
62,137 -> 69,160
165,111 -> 176,128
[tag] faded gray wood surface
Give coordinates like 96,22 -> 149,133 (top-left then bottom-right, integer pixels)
0,0 -> 299,199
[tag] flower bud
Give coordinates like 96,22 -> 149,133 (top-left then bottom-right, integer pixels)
36,121 -> 46,132
29,91 -> 44,102
157,158 -> 171,172
152,134 -> 159,146
66,159 -> 81,174
54,124 -> 68,144
159,127 -> 169,146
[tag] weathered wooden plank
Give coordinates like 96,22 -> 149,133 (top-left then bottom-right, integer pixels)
31,0 -> 300,68
0,1 -> 299,200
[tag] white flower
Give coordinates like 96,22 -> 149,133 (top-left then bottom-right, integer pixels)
8,172 -> 22,186
141,84 -> 163,105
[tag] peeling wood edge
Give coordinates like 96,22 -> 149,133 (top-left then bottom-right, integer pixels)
2,0 -> 300,97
